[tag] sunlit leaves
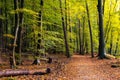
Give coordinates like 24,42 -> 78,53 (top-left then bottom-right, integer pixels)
0,15 -> 5,20
3,34 -> 15,39
10,8 -> 38,17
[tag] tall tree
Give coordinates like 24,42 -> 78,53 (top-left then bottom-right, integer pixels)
33,0 -> 44,65
17,0 -> 24,65
109,30 -> 113,54
12,0 -> 19,68
59,0 -> 70,58
4,0 -> 8,51
98,0 -> 106,59
78,19 -> 82,54
85,0 -> 94,57
114,32 -> 120,55
75,22 -> 79,53
0,0 -> 3,49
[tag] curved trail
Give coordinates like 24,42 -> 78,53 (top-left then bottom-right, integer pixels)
60,55 -> 120,80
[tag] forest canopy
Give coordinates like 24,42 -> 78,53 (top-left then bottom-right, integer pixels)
0,0 -> 120,66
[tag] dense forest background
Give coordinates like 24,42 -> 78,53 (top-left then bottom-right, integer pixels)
0,0 -> 120,67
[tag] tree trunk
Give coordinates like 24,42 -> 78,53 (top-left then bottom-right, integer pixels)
103,0 -> 105,14
82,16 -> 85,54
65,0 -> 67,30
104,4 -> 112,43
104,0 -> 118,44
16,0 -> 24,65
78,19 -> 82,54
0,68 -> 50,77
98,0 -> 106,59
12,0 -> 19,68
75,22 -> 79,53
33,0 -> 44,64
114,33 -> 119,55
37,0 -> 43,50
59,0 -> 70,58
4,0 -> 8,52
85,38 -> 89,54
0,1 -> 3,49
85,0 -> 94,57
109,30 -> 113,54
68,0 -> 72,43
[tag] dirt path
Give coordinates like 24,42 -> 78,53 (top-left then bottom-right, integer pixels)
58,55 -> 120,80
0,54 -> 120,80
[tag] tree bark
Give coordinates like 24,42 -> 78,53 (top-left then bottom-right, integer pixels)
114,33 -> 119,55
12,0 -> 19,68
78,19 -> 82,54
65,0 -> 67,30
103,0 -> 105,14
33,0 -> 44,64
59,0 -> 70,58
75,22 -> 79,53
0,1 -> 3,49
4,0 -> 8,51
16,0 -> 24,65
82,16 -> 85,54
0,68 -> 50,77
109,30 -> 113,54
104,0 -> 118,44
37,0 -> 43,50
98,0 -> 106,59
85,0 -> 94,57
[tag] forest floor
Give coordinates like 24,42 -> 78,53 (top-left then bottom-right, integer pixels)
0,54 -> 120,80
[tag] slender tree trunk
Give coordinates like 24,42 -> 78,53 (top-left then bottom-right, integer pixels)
65,0 -> 67,31
0,1 -> 3,49
85,0 -> 94,57
37,0 -> 43,50
114,33 -> 119,55
4,0 -> 8,51
16,0 -> 24,65
104,3 -> 112,43
82,16 -> 85,54
33,0 -> 44,64
59,0 -> 70,58
68,0 -> 72,43
78,19 -> 82,54
105,0 -> 118,44
76,23 -> 79,53
12,0 -> 19,68
103,0 -> 105,14
85,38 -> 89,54
98,0 -> 106,59
109,30 -> 113,54
31,0 -> 37,55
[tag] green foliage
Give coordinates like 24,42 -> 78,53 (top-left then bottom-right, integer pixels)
3,34 -> 15,39
44,31 -> 64,53
0,15 -> 5,20
1,0 -> 120,57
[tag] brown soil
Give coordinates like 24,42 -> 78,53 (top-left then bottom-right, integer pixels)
0,54 -> 120,80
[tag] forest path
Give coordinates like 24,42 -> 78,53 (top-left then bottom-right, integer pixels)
0,54 -> 120,80
60,55 -> 120,80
